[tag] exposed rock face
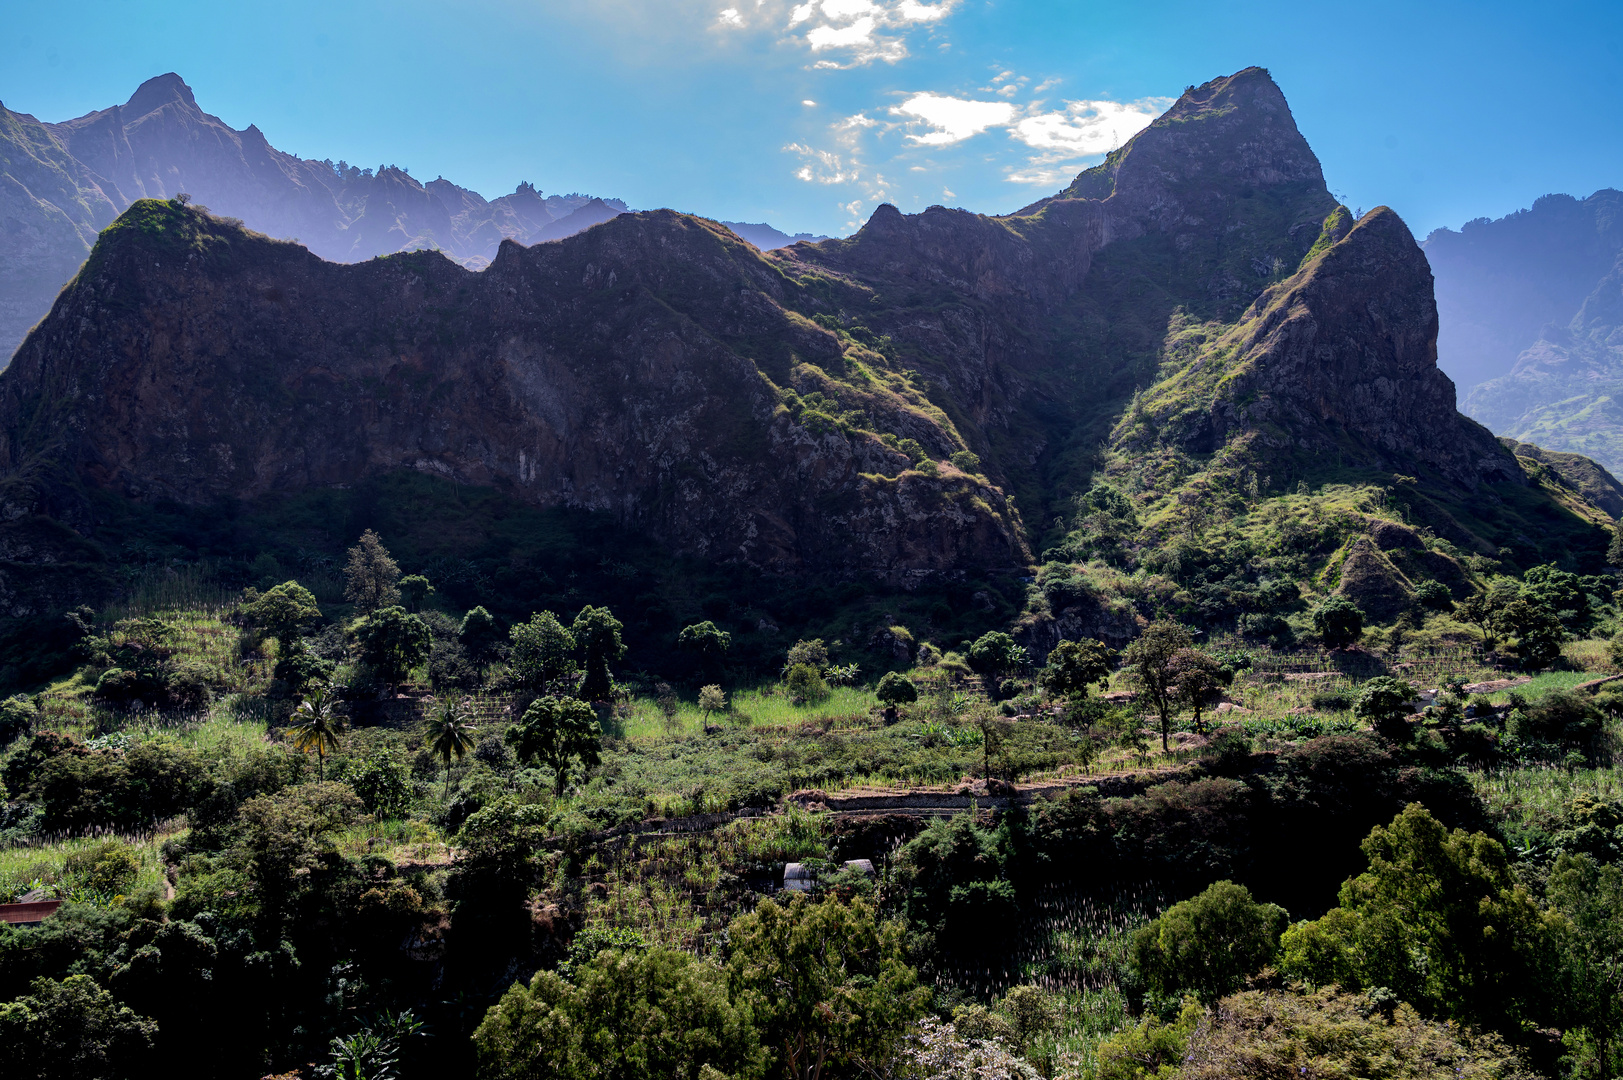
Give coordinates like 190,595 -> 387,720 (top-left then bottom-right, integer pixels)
1,65 -> 1563,581
0,200 -> 1022,576
1128,205 -> 1523,489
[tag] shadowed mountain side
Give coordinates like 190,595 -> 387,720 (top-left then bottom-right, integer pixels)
1117,206 -> 1522,489
1466,248 -> 1623,473
0,199 -> 1023,577
4,65 -> 1598,592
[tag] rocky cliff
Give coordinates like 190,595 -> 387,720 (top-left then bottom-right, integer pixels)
1118,205 -> 1522,489
0,66 -> 1586,581
0,199 -> 1023,576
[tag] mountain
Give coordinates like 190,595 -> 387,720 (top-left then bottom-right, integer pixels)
719,221 -> 832,250
1423,190 -> 1623,472
1426,190 -> 1623,391
0,66 -> 1611,605
1463,249 -> 1623,472
0,73 -> 636,362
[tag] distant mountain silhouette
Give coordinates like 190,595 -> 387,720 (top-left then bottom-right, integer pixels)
719,222 -> 831,250
0,73 -> 636,361
1425,191 -> 1623,471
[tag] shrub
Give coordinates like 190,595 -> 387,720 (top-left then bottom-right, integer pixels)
1312,596 -> 1364,649
0,974 -> 158,1080
0,696 -> 35,747
273,649 -> 334,695
1095,999 -> 1203,1080
1178,986 -> 1536,1080
350,606 -> 431,686
348,747 -> 413,818
1129,880 -> 1287,1003
1279,804 -> 1553,1034
1413,579 -> 1454,612
876,672 -> 918,708
241,580 -> 321,650
785,663 -> 830,705
1237,611 -> 1294,644
1353,676 -> 1416,741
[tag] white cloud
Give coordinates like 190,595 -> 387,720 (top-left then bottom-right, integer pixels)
1009,98 -> 1168,157
895,0 -> 952,20
718,6 -> 744,25
802,99 -> 817,106
892,92 -> 1017,146
820,0 -> 877,17
806,15 -> 877,49
786,143 -> 855,184
942,187 -> 955,199
783,0 -> 958,65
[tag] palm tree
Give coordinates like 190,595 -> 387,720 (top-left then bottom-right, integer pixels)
426,698 -> 477,797
290,684 -> 344,782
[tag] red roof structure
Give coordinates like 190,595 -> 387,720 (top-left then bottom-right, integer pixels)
0,901 -> 62,926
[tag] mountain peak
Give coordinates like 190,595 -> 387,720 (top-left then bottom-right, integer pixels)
123,73 -> 197,118
1035,65 -> 1325,213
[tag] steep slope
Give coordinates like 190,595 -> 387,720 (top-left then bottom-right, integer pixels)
1116,205 -> 1519,490
0,73 -> 631,361
0,199 -> 1022,576
2,66 -> 1606,594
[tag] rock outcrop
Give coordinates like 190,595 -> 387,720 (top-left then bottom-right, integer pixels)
0,200 -> 1022,576
1121,205 -> 1524,489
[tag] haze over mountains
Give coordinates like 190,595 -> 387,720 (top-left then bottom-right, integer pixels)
1424,190 -> 1623,473
0,73 -> 825,364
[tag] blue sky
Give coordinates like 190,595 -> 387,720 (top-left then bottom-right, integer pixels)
3,0 -> 1620,238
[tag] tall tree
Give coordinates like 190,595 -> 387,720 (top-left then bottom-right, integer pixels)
425,698 -> 477,797
727,894 -> 926,1080
289,684 -> 343,782
1122,621 -> 1193,751
351,606 -> 431,686
572,606 -> 625,703
343,529 -> 401,614
1168,648 -> 1225,734
397,574 -> 434,613
458,606 -> 503,679
508,611 -> 578,694
1037,638 -> 1116,701
505,695 -> 602,797
242,580 -> 321,653
678,621 -> 732,681
1280,804 -> 1557,1036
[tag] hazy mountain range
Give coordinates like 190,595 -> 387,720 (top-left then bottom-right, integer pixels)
1425,190 -> 1623,471
0,73 -> 821,364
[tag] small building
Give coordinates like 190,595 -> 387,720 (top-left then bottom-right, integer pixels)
0,901 -> 62,927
